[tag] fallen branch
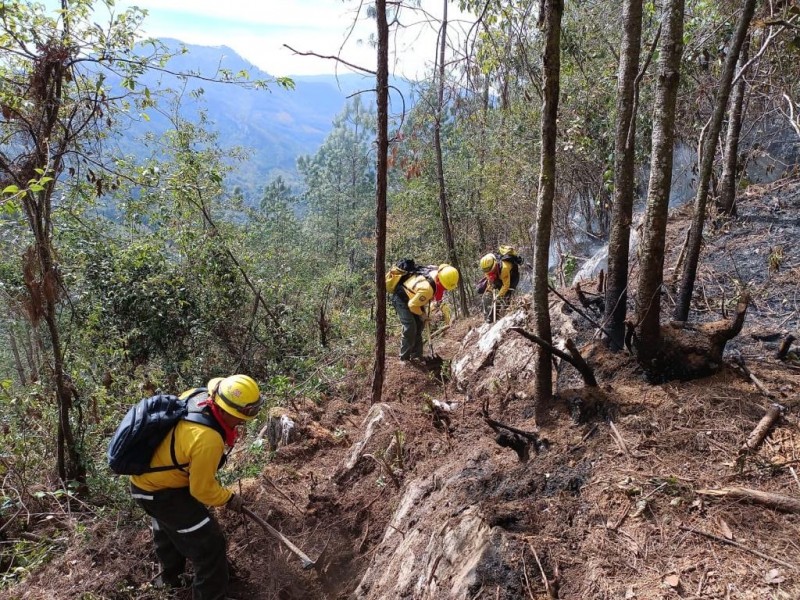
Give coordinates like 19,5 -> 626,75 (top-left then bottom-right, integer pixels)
696,486 -> 800,514
790,467 -> 800,493
730,353 -> 774,398
606,500 -> 633,531
431,324 -> 452,339
564,339 -> 598,386
262,476 -> 305,516
741,404 -> 784,453
528,542 -> 559,599
608,421 -> 631,456
510,328 -> 597,387
482,399 -> 546,463
568,424 -> 599,453
679,525 -> 798,571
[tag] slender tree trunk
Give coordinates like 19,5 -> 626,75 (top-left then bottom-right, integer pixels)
13,5 -> 86,484
477,74 -> 490,251
531,0 -> 562,420
605,0 -> 644,351
9,329 -> 27,385
433,0 -> 468,316
635,0 -> 685,361
25,325 -> 39,381
674,0 -> 757,321
717,34 -> 751,216
27,196 -> 84,483
371,0 -> 389,405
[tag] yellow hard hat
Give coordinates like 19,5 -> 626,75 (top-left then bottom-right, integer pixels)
209,374 -> 263,420
437,265 -> 459,290
480,253 -> 496,273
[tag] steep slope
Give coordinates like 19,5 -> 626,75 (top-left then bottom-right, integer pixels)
6,179 -> 800,599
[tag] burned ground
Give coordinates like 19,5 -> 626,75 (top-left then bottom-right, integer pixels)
5,179 -> 800,599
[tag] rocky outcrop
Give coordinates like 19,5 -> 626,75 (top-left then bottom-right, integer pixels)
353,452 -> 503,599
451,309 -> 535,399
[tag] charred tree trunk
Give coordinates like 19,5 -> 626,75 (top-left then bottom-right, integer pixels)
645,292 -> 749,382
371,0 -> 389,405
531,0 -> 563,421
777,335 -> 796,360
674,0 -> 757,321
433,1 -> 468,317
717,35 -> 751,216
634,0 -> 685,362
605,0 -> 644,351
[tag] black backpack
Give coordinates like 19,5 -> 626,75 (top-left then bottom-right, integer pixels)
387,258 -> 436,298
107,388 -> 226,475
486,252 -> 523,291
498,251 -> 524,267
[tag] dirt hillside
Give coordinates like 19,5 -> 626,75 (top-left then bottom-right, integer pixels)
6,178 -> 800,599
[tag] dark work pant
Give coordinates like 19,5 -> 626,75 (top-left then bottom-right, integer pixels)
391,293 -> 424,359
131,484 -> 228,600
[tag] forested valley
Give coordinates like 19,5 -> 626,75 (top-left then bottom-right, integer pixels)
1,1 -> 799,599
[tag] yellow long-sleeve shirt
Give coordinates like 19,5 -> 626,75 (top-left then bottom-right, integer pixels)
497,260 -> 514,298
487,260 -> 515,298
129,420 -> 232,507
400,274 -> 435,316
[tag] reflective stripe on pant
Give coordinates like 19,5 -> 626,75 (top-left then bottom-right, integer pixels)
392,293 -> 424,360
131,484 -> 228,600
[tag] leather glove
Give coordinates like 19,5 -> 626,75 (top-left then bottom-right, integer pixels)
226,493 -> 244,513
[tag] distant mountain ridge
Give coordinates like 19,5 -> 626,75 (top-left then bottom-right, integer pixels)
122,39 -> 415,198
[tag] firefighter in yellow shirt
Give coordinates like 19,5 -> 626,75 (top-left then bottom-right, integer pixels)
391,264 -> 459,361
480,248 -> 522,322
130,374 -> 263,599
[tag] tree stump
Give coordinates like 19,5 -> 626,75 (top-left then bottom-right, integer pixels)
264,406 -> 300,450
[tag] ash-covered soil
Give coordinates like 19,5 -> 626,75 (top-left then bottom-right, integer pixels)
6,178 -> 800,600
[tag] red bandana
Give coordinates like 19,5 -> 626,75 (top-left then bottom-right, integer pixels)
434,280 -> 446,302
199,399 -> 238,447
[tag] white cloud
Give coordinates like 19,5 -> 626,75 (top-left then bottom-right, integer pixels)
124,0 -> 355,28
112,0 -> 474,78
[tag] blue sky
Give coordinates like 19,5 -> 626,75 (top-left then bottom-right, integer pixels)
110,0 -> 475,78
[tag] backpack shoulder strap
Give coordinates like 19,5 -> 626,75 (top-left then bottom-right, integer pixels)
413,265 -> 436,291
166,388 -> 227,472
183,409 -> 226,438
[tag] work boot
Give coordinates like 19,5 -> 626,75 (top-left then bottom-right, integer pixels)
154,573 -> 192,589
